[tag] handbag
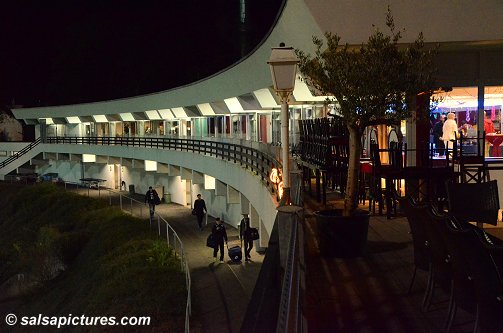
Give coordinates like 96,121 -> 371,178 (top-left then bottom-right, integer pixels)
154,195 -> 161,205
206,233 -> 216,248
192,209 -> 197,215
249,227 -> 259,240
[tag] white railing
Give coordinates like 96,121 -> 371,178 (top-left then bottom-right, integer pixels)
60,181 -> 191,333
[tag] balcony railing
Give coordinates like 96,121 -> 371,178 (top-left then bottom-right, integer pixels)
0,138 -> 41,169
45,136 -> 282,198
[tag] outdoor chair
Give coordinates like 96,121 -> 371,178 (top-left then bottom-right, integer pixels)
446,225 -> 503,333
429,210 -> 477,333
369,141 -> 403,218
446,180 -> 500,226
421,206 -> 452,313
396,194 -> 432,308
456,132 -> 489,183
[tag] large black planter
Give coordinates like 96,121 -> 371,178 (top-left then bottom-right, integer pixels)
315,209 -> 370,258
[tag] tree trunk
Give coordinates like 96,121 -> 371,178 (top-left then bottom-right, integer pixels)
344,125 -> 362,216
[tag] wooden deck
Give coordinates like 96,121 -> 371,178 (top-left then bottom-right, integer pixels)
302,193 -> 487,333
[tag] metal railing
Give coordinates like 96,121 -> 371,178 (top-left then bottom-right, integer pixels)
46,136 -> 282,197
276,174 -> 305,333
60,181 -> 191,333
0,138 -> 41,169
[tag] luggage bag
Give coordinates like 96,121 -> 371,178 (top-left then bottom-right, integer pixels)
228,244 -> 242,262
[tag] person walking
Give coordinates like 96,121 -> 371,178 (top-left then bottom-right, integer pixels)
144,186 -> 159,217
239,213 -> 253,261
212,218 -> 227,263
432,114 -> 445,155
193,194 -> 207,230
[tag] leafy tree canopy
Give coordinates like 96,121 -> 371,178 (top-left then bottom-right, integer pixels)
296,8 -> 437,134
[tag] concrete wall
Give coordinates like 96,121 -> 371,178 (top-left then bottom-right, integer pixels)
28,143 -> 278,235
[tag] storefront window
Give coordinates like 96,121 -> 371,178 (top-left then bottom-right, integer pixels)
158,122 -> 164,136
144,121 -> 152,135
484,86 -> 503,134
433,87 -> 479,140
248,114 -> 256,141
271,112 -> 281,145
484,86 -> 503,157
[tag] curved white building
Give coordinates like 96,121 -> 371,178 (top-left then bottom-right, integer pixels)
2,0 -> 503,243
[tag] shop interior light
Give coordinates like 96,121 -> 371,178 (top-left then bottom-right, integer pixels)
145,160 -> 157,171
224,97 -> 244,113
92,115 -> 108,123
145,110 -> 162,120
82,154 -> 96,163
197,103 -> 216,116
172,107 -> 188,118
253,88 -> 278,108
158,109 -> 175,120
66,116 -> 81,124
119,113 -> 135,121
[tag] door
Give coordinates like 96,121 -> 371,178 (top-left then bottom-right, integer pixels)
114,164 -> 120,189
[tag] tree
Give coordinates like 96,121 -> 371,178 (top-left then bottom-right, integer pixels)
297,8 -> 437,215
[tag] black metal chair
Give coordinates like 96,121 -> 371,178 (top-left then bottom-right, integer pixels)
429,209 -> 477,332
369,141 -> 403,218
446,180 -> 500,226
421,206 -> 452,313
396,194 -> 433,310
446,225 -> 503,333
456,132 -> 489,183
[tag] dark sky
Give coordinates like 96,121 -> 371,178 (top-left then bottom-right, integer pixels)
0,0 -> 283,108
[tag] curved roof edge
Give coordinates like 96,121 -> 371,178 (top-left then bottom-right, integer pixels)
14,0 -> 503,121
13,0 -> 323,120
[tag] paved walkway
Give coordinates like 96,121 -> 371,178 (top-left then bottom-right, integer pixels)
91,189 -> 265,333
150,203 -> 264,333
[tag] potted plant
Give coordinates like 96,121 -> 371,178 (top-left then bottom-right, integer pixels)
296,9 -> 437,257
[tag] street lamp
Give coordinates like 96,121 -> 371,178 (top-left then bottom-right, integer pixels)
268,44 -> 299,205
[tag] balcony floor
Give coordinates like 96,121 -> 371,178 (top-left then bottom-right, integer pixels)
302,190 -> 498,333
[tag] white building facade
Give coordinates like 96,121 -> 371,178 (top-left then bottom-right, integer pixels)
1,0 -> 503,244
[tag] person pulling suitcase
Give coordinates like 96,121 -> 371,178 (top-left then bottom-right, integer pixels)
239,213 -> 253,261
211,218 -> 227,263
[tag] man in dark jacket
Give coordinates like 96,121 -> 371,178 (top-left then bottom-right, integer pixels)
432,115 -> 445,156
211,218 -> 227,263
239,213 -> 253,261
144,186 -> 159,217
193,194 -> 207,230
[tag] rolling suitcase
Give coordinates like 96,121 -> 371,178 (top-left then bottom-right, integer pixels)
227,243 -> 242,262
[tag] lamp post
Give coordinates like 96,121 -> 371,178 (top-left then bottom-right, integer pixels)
268,44 -> 299,206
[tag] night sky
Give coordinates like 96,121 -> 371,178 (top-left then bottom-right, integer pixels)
0,1 -> 283,108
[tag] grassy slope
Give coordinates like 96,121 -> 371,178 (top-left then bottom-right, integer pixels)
0,183 -> 186,332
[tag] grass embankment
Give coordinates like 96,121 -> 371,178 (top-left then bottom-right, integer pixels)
0,183 -> 186,332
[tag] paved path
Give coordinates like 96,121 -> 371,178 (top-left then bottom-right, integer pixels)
151,203 -> 264,333
85,188 -> 265,333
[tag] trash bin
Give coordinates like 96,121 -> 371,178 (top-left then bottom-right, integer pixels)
129,184 -> 135,195
164,193 -> 171,203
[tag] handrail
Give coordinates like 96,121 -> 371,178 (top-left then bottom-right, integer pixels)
46,136 -> 282,198
276,215 -> 299,332
276,207 -> 305,333
60,181 -> 191,333
0,138 -> 41,169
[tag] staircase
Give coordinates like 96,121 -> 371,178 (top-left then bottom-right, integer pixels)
0,138 -> 42,180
